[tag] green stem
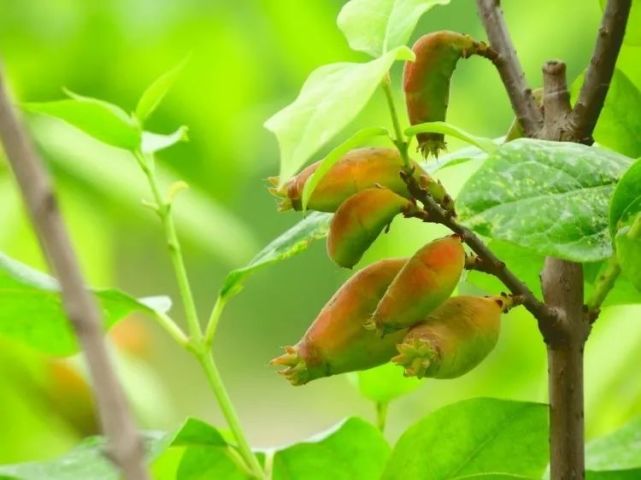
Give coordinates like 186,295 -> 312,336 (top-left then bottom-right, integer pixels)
197,352 -> 264,478
586,256 -> 621,312
204,294 -> 227,347
153,311 -> 189,347
376,402 -> 389,433
382,75 -> 410,167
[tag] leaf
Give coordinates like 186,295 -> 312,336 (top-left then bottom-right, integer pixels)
382,398 -> 549,480
141,126 -> 189,155
135,57 -> 189,123
348,363 -> 421,404
406,121 -> 498,154
0,252 -> 170,356
0,432 -> 167,480
616,222 -> 641,292
272,417 -> 390,480
265,46 -> 414,184
337,0 -> 451,57
301,127 -> 390,210
610,157 -> 641,235
586,416 -> 641,470
176,447 -> 252,480
220,212 -> 331,300
586,470 -> 641,480
25,93 -> 140,150
170,417 -> 227,448
572,69 -> 641,158
457,139 -> 632,262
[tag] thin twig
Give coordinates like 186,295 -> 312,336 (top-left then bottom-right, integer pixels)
568,0 -> 632,143
0,67 -> 148,478
475,0 -> 543,137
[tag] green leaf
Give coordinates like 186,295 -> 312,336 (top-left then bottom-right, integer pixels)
265,46 -> 414,184
220,212 -> 331,300
348,363 -> 421,404
406,121 -> 498,154
272,417 -> 390,480
170,417 -> 227,447
25,93 -> 140,150
337,0 -> 451,57
135,57 -> 189,123
382,398 -> 549,480
176,447 -> 252,480
0,252 -> 170,356
0,432 -> 167,480
572,69 -> 641,158
457,139 -> 632,262
610,157 -> 641,235
586,416 -> 641,470
586,470 -> 641,480
616,222 -> 641,292
301,126 -> 390,210
141,126 -> 189,155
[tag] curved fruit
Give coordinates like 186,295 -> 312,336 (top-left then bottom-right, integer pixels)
366,235 -> 465,335
271,258 -> 408,385
327,187 -> 413,268
404,31 -> 486,157
392,295 -> 512,379
270,147 -> 436,212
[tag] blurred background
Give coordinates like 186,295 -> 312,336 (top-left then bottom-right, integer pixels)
1,0 -> 640,465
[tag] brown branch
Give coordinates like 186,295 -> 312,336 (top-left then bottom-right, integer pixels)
568,0 -> 632,143
541,61 -> 572,139
475,0 -> 543,137
402,172 -> 559,339
0,66 -> 148,479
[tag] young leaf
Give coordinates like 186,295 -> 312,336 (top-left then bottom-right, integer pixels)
337,0 -> 451,57
301,126 -> 389,210
135,57 -> 189,123
457,139 -> 632,262
406,121 -> 498,154
25,93 -> 140,150
0,252 -> 170,356
348,363 -> 421,404
220,212 -> 331,300
610,157 -> 641,235
272,417 -> 390,480
265,46 -> 414,184
176,447 -> 253,480
169,417 -> 228,447
382,398 -> 548,479
141,126 -> 189,155
586,415 -> 641,471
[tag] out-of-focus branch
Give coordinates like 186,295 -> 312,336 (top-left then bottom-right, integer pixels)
0,65 -> 148,480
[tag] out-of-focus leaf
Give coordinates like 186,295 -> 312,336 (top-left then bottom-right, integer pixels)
610,157 -> 641,235
31,118 -> 257,264
141,126 -> 189,155
25,93 -> 140,150
382,398 -> 548,479
615,221 -> 641,292
572,69 -> 641,158
0,252 -> 170,356
348,363 -> 421,404
457,139 -> 632,262
272,417 -> 390,480
220,212 -> 331,300
587,416 -> 641,470
301,127 -> 389,211
265,46 -> 414,184
406,121 -> 498,154
337,0 -> 450,57
135,57 -> 189,123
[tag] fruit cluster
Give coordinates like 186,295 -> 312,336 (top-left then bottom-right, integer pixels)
270,32 -> 519,386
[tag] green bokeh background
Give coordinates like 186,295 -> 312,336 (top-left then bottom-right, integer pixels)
1,0 -> 640,465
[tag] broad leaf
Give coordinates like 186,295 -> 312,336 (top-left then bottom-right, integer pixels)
586,416 -> 641,470
616,222 -> 641,292
135,57 -> 189,123
406,121 -> 498,154
349,363 -> 421,404
572,69 -> 641,158
587,471 -> 641,480
220,212 -> 331,300
265,46 -> 414,184
610,157 -> 641,235
170,417 -> 227,448
25,93 -> 140,150
272,417 -> 390,480
337,0 -> 450,57
176,448 -> 251,480
457,139 -> 632,262
141,126 -> 189,155
382,398 -> 548,480
0,252 -> 170,356
301,127 -> 390,211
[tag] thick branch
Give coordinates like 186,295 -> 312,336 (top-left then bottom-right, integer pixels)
0,67 -> 148,479
475,0 -> 543,137
542,61 -> 572,139
568,0 -> 632,142
403,173 -> 559,338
